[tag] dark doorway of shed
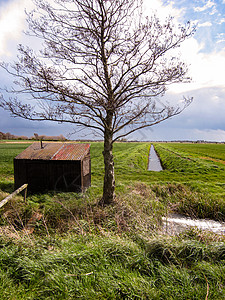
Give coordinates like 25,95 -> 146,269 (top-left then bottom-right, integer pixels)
54,173 -> 81,192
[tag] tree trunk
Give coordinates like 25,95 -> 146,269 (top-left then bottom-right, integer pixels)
102,115 -> 115,205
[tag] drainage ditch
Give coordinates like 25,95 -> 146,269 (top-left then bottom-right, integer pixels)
148,144 -> 163,171
162,214 -> 225,235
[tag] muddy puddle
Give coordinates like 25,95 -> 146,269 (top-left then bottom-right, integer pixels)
148,144 -> 163,171
162,214 -> 225,235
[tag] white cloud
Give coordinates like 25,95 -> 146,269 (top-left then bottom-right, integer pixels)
138,125 -> 225,142
209,6 -> 217,15
216,39 -> 225,44
168,36 -> 225,93
0,0 -> 33,57
198,21 -> 212,27
0,0 -> 224,142
193,129 -> 225,142
194,0 -> 215,12
142,0 -> 225,96
1,0 -> 224,95
218,18 -> 225,24
216,33 -> 225,38
189,48 -> 225,89
147,84 -> 225,142
143,0 -> 184,20
216,33 -> 225,44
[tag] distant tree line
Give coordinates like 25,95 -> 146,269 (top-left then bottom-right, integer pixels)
0,131 -> 66,141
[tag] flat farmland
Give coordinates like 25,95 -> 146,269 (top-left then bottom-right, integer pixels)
1,141 -> 225,198
0,141 -> 225,299
154,142 -> 225,181
0,141 -> 224,221
156,142 -> 225,162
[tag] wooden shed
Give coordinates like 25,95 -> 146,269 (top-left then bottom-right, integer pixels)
14,142 -> 91,193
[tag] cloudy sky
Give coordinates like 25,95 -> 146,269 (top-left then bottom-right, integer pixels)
0,0 -> 225,141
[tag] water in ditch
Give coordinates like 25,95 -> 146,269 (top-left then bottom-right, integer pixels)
162,214 -> 225,235
147,145 -> 225,235
148,144 -> 163,171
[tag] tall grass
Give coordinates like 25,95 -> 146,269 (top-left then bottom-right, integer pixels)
0,141 -> 225,298
0,233 -> 224,299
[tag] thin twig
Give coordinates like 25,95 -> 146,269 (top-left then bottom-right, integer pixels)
204,274 -> 209,300
55,200 -> 84,235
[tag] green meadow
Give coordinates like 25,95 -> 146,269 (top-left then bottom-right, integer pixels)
0,141 -> 224,299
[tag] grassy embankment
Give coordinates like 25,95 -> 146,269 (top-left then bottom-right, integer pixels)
0,141 -> 224,299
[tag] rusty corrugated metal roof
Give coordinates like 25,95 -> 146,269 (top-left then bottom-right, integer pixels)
15,142 -> 90,161
51,143 -> 90,160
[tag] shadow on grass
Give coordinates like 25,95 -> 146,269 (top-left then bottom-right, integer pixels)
0,182 -> 14,194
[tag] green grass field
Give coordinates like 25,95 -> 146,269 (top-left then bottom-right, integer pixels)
0,141 -> 224,299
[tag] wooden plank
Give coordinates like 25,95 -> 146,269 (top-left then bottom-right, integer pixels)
0,184 -> 28,209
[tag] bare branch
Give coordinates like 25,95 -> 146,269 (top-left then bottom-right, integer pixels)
0,0 -> 195,204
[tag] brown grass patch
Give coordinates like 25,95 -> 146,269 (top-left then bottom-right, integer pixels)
200,156 -> 225,165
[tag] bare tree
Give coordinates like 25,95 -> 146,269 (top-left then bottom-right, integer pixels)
0,0 -> 194,204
